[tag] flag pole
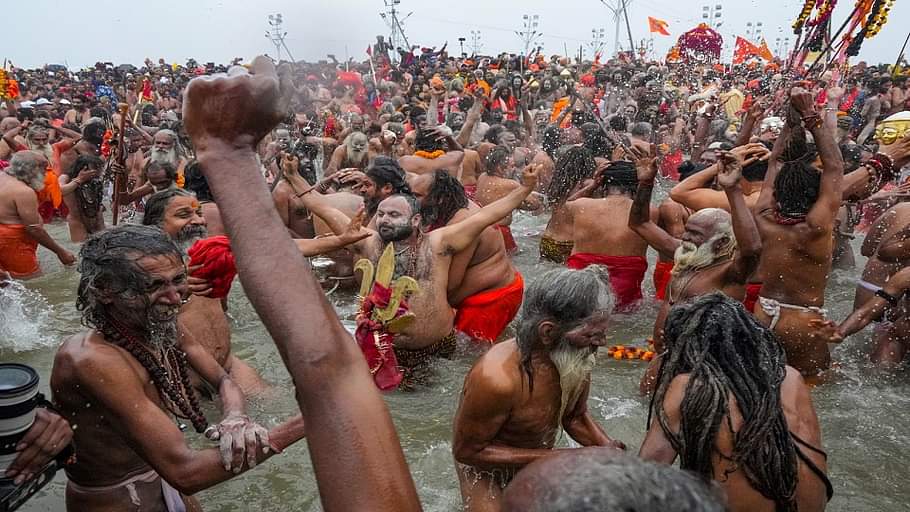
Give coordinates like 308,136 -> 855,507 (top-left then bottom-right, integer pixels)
893,31 -> 910,77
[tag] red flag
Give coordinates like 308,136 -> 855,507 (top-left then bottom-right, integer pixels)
733,36 -> 761,64
648,16 -> 670,36
366,45 -> 372,56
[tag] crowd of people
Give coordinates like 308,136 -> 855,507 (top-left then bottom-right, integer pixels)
2,35 -> 910,511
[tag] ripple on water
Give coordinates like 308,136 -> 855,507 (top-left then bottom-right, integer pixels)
0,281 -> 57,352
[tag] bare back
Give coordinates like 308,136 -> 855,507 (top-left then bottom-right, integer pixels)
569,196 -> 650,256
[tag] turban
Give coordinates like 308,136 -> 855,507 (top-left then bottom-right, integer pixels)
188,236 -> 237,299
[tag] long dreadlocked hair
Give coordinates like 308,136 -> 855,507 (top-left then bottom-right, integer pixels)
420,170 -> 468,228
648,293 -> 799,511
775,127 -> 820,218
547,146 -> 595,205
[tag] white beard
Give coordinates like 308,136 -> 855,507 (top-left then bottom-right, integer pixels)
549,342 -> 597,424
27,171 -> 47,191
347,146 -> 368,164
147,315 -> 179,348
673,231 -> 733,275
150,147 -> 178,165
29,143 -> 54,162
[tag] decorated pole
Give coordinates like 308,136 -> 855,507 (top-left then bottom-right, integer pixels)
893,31 -> 910,77
110,103 -> 129,226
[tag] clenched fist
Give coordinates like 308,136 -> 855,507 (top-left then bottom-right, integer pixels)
183,56 -> 291,155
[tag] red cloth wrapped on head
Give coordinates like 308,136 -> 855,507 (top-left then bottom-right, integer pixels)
187,236 -> 237,299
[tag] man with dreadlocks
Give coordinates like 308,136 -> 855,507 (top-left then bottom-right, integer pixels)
752,88 -> 844,377
410,169 -> 524,343
539,146 -> 597,264
453,266 -> 625,512
640,293 -> 832,512
564,160 -> 652,312
398,125 -> 465,175
50,224 -> 305,512
59,154 -> 105,242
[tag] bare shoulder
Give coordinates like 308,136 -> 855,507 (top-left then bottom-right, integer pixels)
55,331 -> 140,387
465,340 -> 521,398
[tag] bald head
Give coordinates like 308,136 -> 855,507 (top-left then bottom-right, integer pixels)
0,117 -> 20,132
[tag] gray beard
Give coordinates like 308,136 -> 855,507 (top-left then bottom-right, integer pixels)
146,316 -> 179,348
549,342 -> 597,425
30,144 -> 54,162
150,147 -> 178,165
347,147 -> 367,164
174,225 -> 208,252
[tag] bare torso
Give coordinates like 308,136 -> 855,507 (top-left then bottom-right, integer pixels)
474,174 -> 519,226
444,204 -> 515,305
569,195 -> 650,256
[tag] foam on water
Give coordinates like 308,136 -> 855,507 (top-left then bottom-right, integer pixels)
0,280 -> 57,352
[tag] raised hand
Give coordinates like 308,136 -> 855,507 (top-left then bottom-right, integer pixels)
183,56 -> 291,154
789,87 -> 815,117
731,142 -> 771,166
521,163 -> 540,189
716,150 -> 744,190
628,143 -> 658,183
341,205 -> 372,244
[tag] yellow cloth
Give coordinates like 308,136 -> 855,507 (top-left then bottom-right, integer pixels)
720,89 -> 744,121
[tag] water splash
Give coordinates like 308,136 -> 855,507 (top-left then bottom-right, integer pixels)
0,280 -> 57,352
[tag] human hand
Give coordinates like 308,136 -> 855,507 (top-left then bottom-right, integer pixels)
341,206 -> 371,244
808,319 -> 844,344
789,87 -> 815,117
607,438 -> 627,451
56,250 -> 76,266
716,150 -> 744,190
75,169 -> 100,185
209,413 -> 271,472
5,408 -> 73,485
730,142 -> 770,166
826,86 -> 845,105
187,264 -> 213,296
748,96 -> 768,118
628,143 -> 658,182
280,152 -> 299,180
521,163 -> 540,189
183,56 -> 290,154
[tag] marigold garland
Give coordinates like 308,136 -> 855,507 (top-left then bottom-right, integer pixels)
847,0 -> 894,56
414,149 -> 445,159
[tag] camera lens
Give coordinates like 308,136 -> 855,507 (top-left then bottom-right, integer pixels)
0,364 -> 40,476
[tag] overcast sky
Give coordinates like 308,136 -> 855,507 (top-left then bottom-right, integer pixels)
5,0 -> 908,69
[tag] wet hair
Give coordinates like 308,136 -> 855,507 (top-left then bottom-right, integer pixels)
601,160 -> 638,195
547,146 -> 595,204
142,188 -> 195,227
183,161 -> 213,202
67,154 -> 104,179
677,160 -> 709,181
742,158 -> 768,182
580,123 -> 610,158
76,224 -> 183,329
608,115 -> 627,132
515,266 -> 613,392
774,158 -> 820,217
367,157 -> 411,194
384,193 -> 421,219
485,145 -> 512,173
5,152 -> 44,182
541,125 -> 561,159
630,121 -> 653,140
82,121 -> 106,143
420,170 -> 468,228
484,124 -> 506,145
145,161 -> 178,182
414,127 -> 444,152
502,451 -> 726,512
649,293 -> 799,511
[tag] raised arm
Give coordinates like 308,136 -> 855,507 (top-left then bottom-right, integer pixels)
734,98 -> 765,147
838,267 -> 910,338
436,164 -> 537,253
791,87 -> 844,231
669,162 -> 724,211
716,150 -> 762,281
185,57 -> 420,511
628,145 -> 682,259
455,90 -> 485,147
756,112 -> 794,212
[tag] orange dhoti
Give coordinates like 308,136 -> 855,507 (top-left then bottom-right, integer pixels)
455,272 -> 524,343
653,260 -> 674,301
0,224 -> 39,278
496,224 -> 518,255
566,253 -> 648,312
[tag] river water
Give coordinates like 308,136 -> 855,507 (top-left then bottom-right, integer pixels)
3,191 -> 909,511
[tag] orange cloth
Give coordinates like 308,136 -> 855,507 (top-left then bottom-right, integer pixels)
455,272 -> 524,343
36,169 -> 62,208
496,224 -> 518,255
566,253 -> 648,312
550,97 -> 570,123
653,260 -> 674,301
744,283 -> 763,313
187,236 -> 237,299
0,224 -> 39,278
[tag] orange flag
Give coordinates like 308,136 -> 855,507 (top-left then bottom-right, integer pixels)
648,17 -> 670,36
733,36 -> 761,64
758,38 -> 774,61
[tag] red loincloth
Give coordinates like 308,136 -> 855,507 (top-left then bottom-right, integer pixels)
0,224 -> 39,278
455,272 -> 524,343
463,184 -> 477,200
187,236 -> 237,299
744,283 -> 763,313
653,260 -> 674,301
566,253 -> 648,312
496,224 -> 518,255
